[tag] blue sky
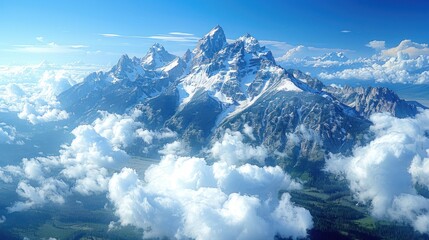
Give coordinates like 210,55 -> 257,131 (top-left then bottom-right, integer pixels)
1,0 -> 428,65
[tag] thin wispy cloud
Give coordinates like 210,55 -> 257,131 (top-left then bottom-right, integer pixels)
341,30 -> 351,33
145,34 -> 200,42
260,40 -> 294,50
36,37 -> 44,42
99,32 -> 200,43
169,32 -> 194,36
100,33 -> 121,38
8,42 -> 88,54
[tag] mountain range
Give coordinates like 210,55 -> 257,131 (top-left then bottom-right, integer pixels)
59,25 -> 424,173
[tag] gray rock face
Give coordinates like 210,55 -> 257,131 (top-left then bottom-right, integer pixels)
192,25 -> 227,65
216,91 -> 369,163
59,26 -> 422,171
325,85 -> 420,118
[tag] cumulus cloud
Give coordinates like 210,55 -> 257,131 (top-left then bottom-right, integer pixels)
38,70 -> 75,96
273,39 -> 429,84
0,111 -> 161,211
0,69 -> 77,124
108,129 -> 311,240
325,110 -> 429,233
158,140 -> 189,156
8,178 -> 70,212
243,123 -> 256,141
382,40 -> 429,58
18,102 -> 69,124
15,69 -> 78,124
0,215 -> 5,223
0,123 -> 17,144
319,52 -> 429,84
210,129 -> 267,165
0,62 -> 104,123
277,45 -> 305,62
366,40 -> 386,50
318,40 -> 429,84
4,83 -> 25,98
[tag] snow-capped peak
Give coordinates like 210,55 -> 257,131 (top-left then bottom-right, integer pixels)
238,34 -> 261,53
141,43 -> 176,69
148,43 -> 166,53
192,25 -> 227,64
207,25 -> 224,37
317,52 -> 348,62
107,54 -> 144,82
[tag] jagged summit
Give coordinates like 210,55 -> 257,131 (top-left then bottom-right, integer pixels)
145,43 -> 169,56
117,54 -> 131,64
141,43 -> 176,69
182,49 -> 193,63
207,25 -> 224,37
237,33 -> 261,52
109,54 -> 143,82
192,25 -> 227,64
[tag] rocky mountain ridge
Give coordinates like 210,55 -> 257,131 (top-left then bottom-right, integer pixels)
58,26 -> 422,170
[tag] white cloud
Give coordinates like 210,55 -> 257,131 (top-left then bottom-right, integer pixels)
0,165 -> 23,183
99,32 -> 200,43
0,67 -> 87,124
8,178 -> 70,212
277,45 -> 305,62
158,140 -> 189,156
319,53 -> 429,84
258,40 -> 294,57
59,124 -> 130,195
0,62 -> 102,85
0,62 -> 104,123
4,83 -> 25,98
243,123 -> 256,141
341,30 -> 351,33
39,70 -> 75,96
93,111 -> 142,149
366,40 -> 386,50
136,128 -> 176,145
210,129 -> 267,165
0,215 -> 5,224
0,112 -> 151,211
0,123 -> 17,144
9,42 -> 88,54
169,32 -> 194,36
382,40 -> 429,58
108,129 -> 311,240
145,34 -> 200,43
325,110 -> 429,233
17,101 -> 69,124
36,36 -> 44,42
318,40 -> 429,84
100,33 -> 121,38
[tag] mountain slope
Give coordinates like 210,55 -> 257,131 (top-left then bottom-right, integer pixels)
59,46 -> 185,121
59,26 -> 420,164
